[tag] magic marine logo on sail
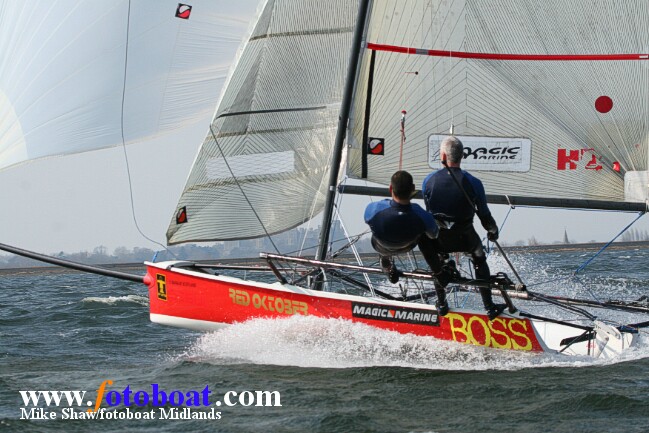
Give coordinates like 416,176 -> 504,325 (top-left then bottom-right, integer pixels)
351,302 -> 439,327
428,135 -> 531,172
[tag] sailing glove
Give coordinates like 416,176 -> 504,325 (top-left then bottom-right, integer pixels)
481,214 -> 499,241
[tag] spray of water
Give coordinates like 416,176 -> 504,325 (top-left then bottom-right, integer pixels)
81,295 -> 149,306
183,316 -> 649,371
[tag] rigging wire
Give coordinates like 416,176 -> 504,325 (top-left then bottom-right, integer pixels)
209,124 -> 281,255
515,210 -> 647,320
396,5 -> 421,170
118,0 -> 176,260
327,165 -> 352,258
298,148 -> 332,257
284,230 -> 370,259
298,109 -> 343,257
482,203 -> 647,320
573,211 -> 646,275
333,206 -> 375,295
485,203 -> 515,255
446,3 -> 455,134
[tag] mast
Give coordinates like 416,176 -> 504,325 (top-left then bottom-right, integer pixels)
316,0 -> 372,261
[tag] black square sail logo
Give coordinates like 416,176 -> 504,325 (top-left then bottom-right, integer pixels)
175,4 -> 192,19
176,206 -> 188,224
367,137 -> 384,155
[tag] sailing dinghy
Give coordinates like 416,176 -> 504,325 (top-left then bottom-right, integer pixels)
148,0 -> 649,358
2,0 -> 649,358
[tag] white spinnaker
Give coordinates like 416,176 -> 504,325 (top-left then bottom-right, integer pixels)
167,0 -> 360,244
347,0 -> 649,204
0,0 -> 255,170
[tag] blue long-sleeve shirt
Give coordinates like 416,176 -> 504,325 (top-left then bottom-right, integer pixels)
364,199 -> 438,250
422,167 -> 493,228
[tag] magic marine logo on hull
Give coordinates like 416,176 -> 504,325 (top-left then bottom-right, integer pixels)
428,135 -> 531,172
351,302 -> 439,327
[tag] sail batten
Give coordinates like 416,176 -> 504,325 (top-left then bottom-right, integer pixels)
249,26 -> 355,41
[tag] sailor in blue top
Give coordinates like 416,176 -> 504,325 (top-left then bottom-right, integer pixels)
422,136 -> 505,320
364,170 -> 443,287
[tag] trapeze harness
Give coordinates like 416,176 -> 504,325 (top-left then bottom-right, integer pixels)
364,199 -> 438,256
422,168 -> 498,280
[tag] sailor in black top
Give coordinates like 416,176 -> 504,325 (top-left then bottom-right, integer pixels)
422,136 -> 505,320
364,171 -> 444,289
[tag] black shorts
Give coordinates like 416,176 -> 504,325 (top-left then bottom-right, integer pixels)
371,236 -> 418,257
433,225 -> 485,261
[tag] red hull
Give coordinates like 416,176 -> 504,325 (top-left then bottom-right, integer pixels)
145,262 -> 544,353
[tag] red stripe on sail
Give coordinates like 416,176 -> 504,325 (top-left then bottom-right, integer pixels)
366,43 -> 649,61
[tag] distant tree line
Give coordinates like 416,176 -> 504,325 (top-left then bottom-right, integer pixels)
0,225 -> 374,269
3,225 -> 647,269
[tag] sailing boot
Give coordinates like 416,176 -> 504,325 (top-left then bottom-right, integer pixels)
446,259 -> 461,280
485,303 -> 507,321
435,286 -> 449,316
480,287 -> 506,321
431,257 -> 462,317
433,265 -> 454,288
380,256 -> 399,284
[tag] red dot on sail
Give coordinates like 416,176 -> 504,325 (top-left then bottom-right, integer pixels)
595,96 -> 613,113
370,143 -> 383,154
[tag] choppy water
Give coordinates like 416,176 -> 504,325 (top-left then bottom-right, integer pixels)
2,248 -> 649,432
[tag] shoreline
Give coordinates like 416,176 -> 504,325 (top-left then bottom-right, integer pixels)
1,241 -> 648,275
500,240 -> 649,254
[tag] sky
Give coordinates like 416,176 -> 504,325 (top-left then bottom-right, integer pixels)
1,0 -> 648,257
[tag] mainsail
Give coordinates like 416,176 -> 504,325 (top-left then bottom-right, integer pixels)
0,0 -> 250,171
167,0 -> 361,244
347,0 -> 649,209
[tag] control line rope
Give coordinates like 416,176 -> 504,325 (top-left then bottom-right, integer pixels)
118,0 -> 176,260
